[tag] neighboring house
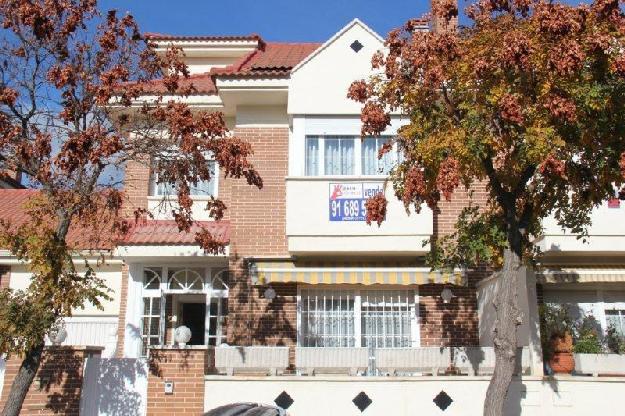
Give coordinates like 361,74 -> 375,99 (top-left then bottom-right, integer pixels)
1,16 -> 625,416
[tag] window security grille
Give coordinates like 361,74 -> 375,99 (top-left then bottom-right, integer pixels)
299,288 -> 418,348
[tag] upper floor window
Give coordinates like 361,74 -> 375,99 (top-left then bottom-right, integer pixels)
305,135 -> 399,176
149,160 -> 217,197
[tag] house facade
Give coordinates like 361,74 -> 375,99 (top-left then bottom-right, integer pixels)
1,16 -> 625,416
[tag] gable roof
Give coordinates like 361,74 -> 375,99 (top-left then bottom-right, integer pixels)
291,18 -> 384,74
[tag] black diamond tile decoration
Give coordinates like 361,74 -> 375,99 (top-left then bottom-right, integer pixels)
433,390 -> 453,411
274,391 -> 294,410
350,40 -> 364,53
352,391 -> 372,412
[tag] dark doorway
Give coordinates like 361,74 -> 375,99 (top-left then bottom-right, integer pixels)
182,302 -> 206,345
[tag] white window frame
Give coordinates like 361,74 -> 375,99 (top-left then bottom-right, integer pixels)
296,286 -> 420,348
138,265 -> 229,356
304,135 -> 400,177
149,159 -> 219,198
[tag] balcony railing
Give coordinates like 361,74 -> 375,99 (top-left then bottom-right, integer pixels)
210,346 -> 533,377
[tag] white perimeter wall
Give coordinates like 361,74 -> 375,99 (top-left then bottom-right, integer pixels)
204,376 -> 625,416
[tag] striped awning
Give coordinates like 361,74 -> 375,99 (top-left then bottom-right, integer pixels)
251,261 -> 466,286
537,265 -> 625,284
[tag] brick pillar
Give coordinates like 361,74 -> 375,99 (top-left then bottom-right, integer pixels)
0,346 -> 103,416
0,265 -> 10,290
147,347 -> 208,416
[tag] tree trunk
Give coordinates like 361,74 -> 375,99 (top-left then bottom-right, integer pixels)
1,342 -> 45,416
483,247 -> 523,416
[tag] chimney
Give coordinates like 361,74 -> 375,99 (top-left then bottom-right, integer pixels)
431,0 -> 458,33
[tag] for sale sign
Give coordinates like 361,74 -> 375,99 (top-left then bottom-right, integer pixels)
329,183 -> 384,221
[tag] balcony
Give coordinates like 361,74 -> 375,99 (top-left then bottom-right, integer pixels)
285,177 -> 433,255
538,200 -> 625,254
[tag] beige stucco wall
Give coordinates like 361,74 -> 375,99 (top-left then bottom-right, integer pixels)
9,262 -> 122,316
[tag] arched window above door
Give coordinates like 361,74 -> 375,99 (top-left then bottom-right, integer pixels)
167,268 -> 204,291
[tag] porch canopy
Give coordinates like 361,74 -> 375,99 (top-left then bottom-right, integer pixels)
251,261 -> 466,286
537,265 -> 625,284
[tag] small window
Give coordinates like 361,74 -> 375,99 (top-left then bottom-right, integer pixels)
606,310 -> 625,335
150,161 -> 217,197
324,137 -> 355,175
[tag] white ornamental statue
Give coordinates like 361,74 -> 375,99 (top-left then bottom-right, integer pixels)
174,326 -> 192,347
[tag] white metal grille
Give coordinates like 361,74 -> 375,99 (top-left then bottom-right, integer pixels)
361,290 -> 416,348
299,288 -> 418,348
300,289 -> 355,347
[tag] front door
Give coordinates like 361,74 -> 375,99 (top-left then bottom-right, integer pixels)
182,303 -> 206,345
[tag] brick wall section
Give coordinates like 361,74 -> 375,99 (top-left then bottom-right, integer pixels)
223,127 -> 296,355
114,264 -> 129,358
422,183 -> 490,346
0,265 -> 9,289
147,348 -> 207,416
123,157 -> 150,218
0,346 -> 102,416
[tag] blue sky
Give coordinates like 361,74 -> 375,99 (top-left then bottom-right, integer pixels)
99,0 -> 432,42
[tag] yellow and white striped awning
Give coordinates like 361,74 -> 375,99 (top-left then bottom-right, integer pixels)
537,265 -> 625,284
251,261 -> 466,286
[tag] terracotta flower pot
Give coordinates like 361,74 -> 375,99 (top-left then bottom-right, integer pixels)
549,352 -> 575,374
549,332 -> 574,374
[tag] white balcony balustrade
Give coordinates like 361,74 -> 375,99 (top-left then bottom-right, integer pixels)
295,347 -> 369,376
574,353 -> 625,377
453,347 -> 531,376
215,346 -> 290,376
539,200 -> 625,254
285,177 -> 433,255
374,347 -> 451,376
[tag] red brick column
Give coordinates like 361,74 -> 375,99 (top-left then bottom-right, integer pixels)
0,346 -> 103,416
147,347 -> 208,416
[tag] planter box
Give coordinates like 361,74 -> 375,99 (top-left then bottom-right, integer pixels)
374,347 -> 451,375
454,347 -> 531,376
574,353 -> 625,376
215,346 -> 289,376
295,347 -> 368,375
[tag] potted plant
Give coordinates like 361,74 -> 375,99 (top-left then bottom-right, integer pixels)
540,304 -> 575,374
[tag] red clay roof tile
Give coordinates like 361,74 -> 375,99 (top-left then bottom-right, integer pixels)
123,220 -> 230,246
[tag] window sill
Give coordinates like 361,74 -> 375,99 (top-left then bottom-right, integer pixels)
147,195 -> 215,202
286,175 -> 389,181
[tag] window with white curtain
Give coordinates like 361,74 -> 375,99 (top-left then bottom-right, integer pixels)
305,135 -> 398,176
361,290 -> 415,348
362,137 -> 394,175
305,137 -> 320,176
324,137 -> 355,175
150,160 -> 217,197
299,288 -> 418,348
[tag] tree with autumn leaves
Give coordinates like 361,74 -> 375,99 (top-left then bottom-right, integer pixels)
350,0 -> 625,414
0,1 -> 261,415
